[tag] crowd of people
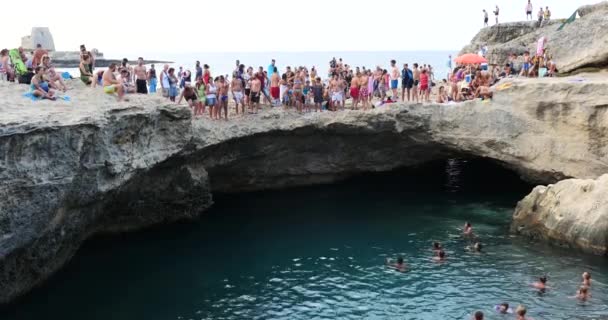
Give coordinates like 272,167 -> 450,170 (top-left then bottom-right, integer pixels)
387,222 -> 596,320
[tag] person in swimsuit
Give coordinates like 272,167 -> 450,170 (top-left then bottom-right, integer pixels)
303,80 -> 312,112
359,72 -> 369,111
390,60 -> 400,99
412,63 -> 420,103
167,68 -> 179,102
433,250 -> 446,262
195,78 -> 206,117
582,272 -> 591,287
293,74 -> 304,113
177,82 -> 200,112
515,305 -> 528,320
386,256 -> 407,272
473,311 -> 484,320
148,64 -> 157,93
250,73 -> 262,114
575,286 -> 591,301
102,64 -> 126,101
270,67 -> 281,107
532,276 -> 547,292
311,77 -> 323,112
31,66 -> 56,100
218,76 -> 229,120
231,72 -> 245,115
79,54 -> 95,87
207,78 -> 219,119
494,5 -> 500,25
526,0 -> 533,20
419,69 -> 430,102
134,57 -> 148,94
350,73 -> 360,110
483,9 -> 489,27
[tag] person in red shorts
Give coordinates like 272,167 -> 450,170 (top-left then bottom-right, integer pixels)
270,67 -> 280,106
419,69 -> 430,102
349,72 -> 360,110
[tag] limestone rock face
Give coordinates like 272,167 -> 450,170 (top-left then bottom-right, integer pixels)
460,1 -> 608,73
21,27 -> 55,51
511,175 -> 608,255
1,73 -> 608,302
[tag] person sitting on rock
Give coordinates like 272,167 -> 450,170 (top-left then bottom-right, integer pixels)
41,55 -> 67,91
102,63 -> 126,101
79,54 -> 95,87
30,66 -> 56,100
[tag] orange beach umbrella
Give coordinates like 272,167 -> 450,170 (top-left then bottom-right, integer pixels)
455,53 -> 487,65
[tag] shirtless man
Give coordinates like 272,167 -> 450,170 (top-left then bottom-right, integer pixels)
32,44 -> 48,68
270,67 -> 280,107
250,73 -> 262,113
390,60 -> 400,100
350,73 -> 360,110
218,76 -> 229,120
231,72 -> 244,115
412,63 -> 420,103
359,71 -> 369,111
103,63 -> 125,101
134,57 -> 148,94
329,74 -> 342,111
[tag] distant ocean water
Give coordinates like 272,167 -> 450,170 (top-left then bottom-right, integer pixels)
63,51 -> 457,80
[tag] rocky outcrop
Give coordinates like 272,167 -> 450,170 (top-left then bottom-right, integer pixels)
460,1 -> 608,73
511,175 -> 608,255
1,73 -> 608,302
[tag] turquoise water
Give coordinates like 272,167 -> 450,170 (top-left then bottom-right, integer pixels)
1,160 -> 606,319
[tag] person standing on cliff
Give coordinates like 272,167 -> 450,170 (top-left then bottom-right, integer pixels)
195,61 -> 203,81
389,60 -> 400,100
526,0 -> 533,20
134,57 -> 148,94
493,5 -> 499,25
160,64 -> 170,98
483,10 -> 489,27
148,64 -> 157,93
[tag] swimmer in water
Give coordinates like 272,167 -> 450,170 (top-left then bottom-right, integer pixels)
515,305 -> 528,320
582,272 -> 591,287
575,286 -> 591,301
433,250 -> 446,262
532,276 -> 547,291
463,222 -> 473,236
433,242 -> 442,253
466,242 -> 482,253
473,310 -> 484,320
386,256 -> 407,272
496,303 -> 512,314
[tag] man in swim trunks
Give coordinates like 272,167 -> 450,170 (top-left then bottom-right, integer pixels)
526,0 -> 533,20
231,72 -> 244,115
483,9 -> 489,27
401,63 -> 413,102
390,60 -> 400,100
350,73 -> 360,110
270,67 -> 280,107
218,76 -> 229,120
32,44 -> 48,68
134,57 -> 148,94
412,63 -> 420,103
250,73 -> 262,113
329,74 -> 343,111
103,63 -> 125,101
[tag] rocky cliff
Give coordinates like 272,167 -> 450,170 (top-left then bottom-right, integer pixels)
1,73 -> 608,302
512,175 -> 608,255
460,1 -> 608,73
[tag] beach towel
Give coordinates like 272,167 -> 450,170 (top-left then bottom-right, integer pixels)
495,82 -> 513,91
23,92 -> 71,101
557,10 -> 577,31
61,72 -> 72,80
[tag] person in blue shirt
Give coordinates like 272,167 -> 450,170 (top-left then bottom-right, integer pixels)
268,59 -> 277,81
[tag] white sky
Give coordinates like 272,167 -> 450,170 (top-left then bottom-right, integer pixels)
1,0 -> 601,56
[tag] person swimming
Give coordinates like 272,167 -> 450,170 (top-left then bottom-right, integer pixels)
433,250 -> 446,262
463,222 -> 473,236
386,256 -> 407,272
466,242 -> 482,253
515,305 -> 528,320
582,272 -> 591,287
433,242 -> 442,253
533,276 -> 547,291
576,286 -> 591,301
473,310 -> 484,320
494,303 -> 513,314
